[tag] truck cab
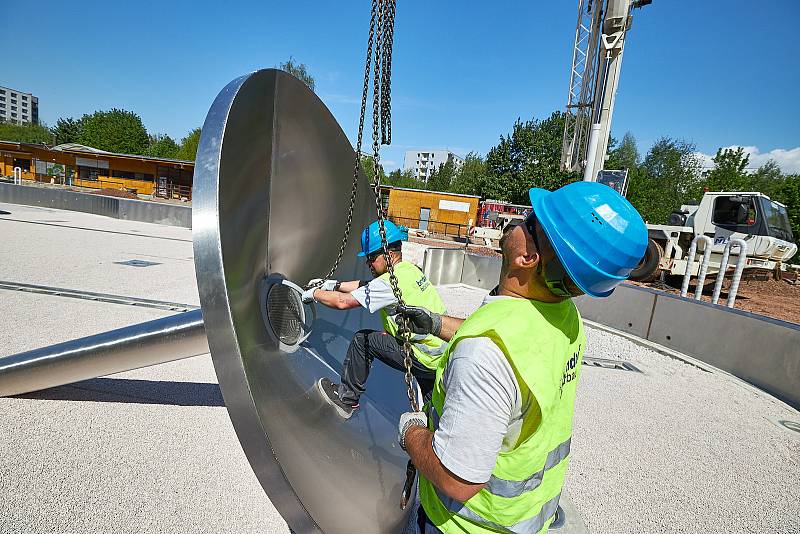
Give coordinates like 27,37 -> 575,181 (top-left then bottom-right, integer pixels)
633,192 -> 797,281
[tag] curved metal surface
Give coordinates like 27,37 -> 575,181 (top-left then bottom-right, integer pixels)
0,310 -> 208,397
193,69 -> 412,534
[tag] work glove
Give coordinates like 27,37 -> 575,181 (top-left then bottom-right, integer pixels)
398,411 -> 428,451
395,305 -> 442,337
306,278 -> 339,291
301,287 -> 319,304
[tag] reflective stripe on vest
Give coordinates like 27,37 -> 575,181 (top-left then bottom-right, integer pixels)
419,297 -> 585,534
486,437 -> 571,498
434,489 -> 561,534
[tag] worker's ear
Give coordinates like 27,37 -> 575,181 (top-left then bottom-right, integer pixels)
516,250 -> 540,271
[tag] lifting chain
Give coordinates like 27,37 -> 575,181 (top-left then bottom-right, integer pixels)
309,0 -> 415,509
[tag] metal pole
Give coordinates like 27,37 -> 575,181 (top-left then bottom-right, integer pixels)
693,237 -> 713,300
680,235 -> 712,298
725,239 -> 748,308
0,310 -> 207,397
13,166 -> 21,185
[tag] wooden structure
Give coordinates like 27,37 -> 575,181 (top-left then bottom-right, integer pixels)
0,141 -> 194,200
381,186 -> 480,238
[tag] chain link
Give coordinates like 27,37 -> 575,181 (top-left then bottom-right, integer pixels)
313,0 -> 378,287
312,0 -> 415,413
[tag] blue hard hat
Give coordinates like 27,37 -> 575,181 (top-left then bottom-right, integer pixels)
529,182 -> 648,297
357,220 -> 408,257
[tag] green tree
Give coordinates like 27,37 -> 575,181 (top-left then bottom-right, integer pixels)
0,121 -> 53,143
146,134 -> 180,159
426,154 -> 458,192
606,131 -> 640,170
51,117 -> 82,145
78,109 -> 149,154
697,147 -> 750,194
627,137 -> 702,224
775,174 -> 800,259
484,112 -> 577,204
449,152 -> 487,196
176,127 -> 202,161
359,155 -> 386,184
384,168 -> 424,189
748,160 -> 784,199
279,57 -> 315,91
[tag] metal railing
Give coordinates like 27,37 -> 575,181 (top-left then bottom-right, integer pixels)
711,239 -> 748,308
680,235 -> 713,299
153,182 -> 192,201
388,215 -> 469,238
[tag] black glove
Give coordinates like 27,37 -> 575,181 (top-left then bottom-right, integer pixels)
395,305 -> 442,337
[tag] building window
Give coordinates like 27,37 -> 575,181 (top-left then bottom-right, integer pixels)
11,99 -> 16,105
11,92 -> 16,97
11,106 -> 16,111
11,112 -> 17,118
22,102 -> 27,108
0,96 -> 4,101
78,166 -> 102,181
13,158 -> 31,172
0,103 -> 4,108
22,115 -> 28,121
22,95 -> 27,100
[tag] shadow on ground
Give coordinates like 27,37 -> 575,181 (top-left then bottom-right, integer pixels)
17,377 -> 225,407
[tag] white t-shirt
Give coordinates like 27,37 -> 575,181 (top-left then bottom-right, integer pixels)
431,295 -> 532,484
350,277 -> 397,313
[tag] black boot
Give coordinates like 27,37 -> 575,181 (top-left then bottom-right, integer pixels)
316,378 -> 359,419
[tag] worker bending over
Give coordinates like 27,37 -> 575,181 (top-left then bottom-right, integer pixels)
395,182 -> 648,533
302,220 -> 447,419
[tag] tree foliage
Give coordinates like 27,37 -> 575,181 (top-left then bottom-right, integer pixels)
625,137 -> 701,224
78,109 -> 149,155
698,147 -> 751,194
427,154 -> 458,192
385,168 -> 424,189
0,121 -> 53,143
176,127 -> 202,161
279,57 -> 315,91
51,117 -> 82,145
606,131 -> 640,170
146,134 -> 180,159
449,152 -> 487,196
483,112 -> 578,203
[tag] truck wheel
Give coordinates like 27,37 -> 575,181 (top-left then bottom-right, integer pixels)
630,239 -> 663,282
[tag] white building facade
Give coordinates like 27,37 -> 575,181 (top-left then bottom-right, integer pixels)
0,86 -> 39,125
403,149 -> 463,183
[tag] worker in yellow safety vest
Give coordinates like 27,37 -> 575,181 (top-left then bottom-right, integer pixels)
303,219 -> 447,419
395,182 -> 648,533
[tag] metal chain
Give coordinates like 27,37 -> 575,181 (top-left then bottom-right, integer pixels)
367,0 -> 418,413
312,0 -> 378,287
312,0 -> 415,413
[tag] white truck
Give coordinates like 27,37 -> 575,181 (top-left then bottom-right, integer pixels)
630,192 -> 797,282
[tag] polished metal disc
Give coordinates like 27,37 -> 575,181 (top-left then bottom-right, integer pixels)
192,69 -> 412,534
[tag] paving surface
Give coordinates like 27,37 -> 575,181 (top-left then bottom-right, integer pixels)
1,203 -> 799,533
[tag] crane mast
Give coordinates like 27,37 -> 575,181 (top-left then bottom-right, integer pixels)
561,0 -> 652,182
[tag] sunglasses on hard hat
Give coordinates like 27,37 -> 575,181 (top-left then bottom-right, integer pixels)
524,212 -> 581,299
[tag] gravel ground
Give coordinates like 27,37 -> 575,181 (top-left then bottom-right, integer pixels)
1,204 -> 798,534
435,284 -> 800,534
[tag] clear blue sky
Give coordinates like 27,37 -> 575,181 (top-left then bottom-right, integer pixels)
3,0 -> 798,171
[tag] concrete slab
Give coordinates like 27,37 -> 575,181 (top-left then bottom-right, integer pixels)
1,203 -> 798,534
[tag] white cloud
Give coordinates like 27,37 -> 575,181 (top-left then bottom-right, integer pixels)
695,146 -> 800,174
